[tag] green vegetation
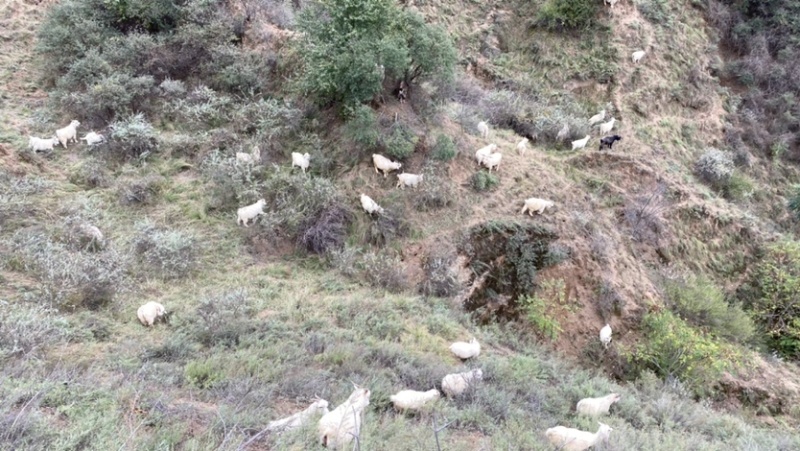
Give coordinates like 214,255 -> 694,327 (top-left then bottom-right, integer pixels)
2,0 -> 800,448
742,241 -> 800,359
295,0 -> 456,113
537,0 -> 599,30
629,310 -> 744,396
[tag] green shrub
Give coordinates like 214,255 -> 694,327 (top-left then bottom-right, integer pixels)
118,175 -> 164,205
537,0 -> 599,30
664,275 -> 755,344
344,105 -> 381,150
470,171 -> 499,192
133,221 -> 198,280
383,124 -> 417,160
431,134 -> 457,161
695,148 -> 734,188
0,304 -> 72,360
61,73 -> 154,123
788,184 -> 800,219
294,0 -> 455,113
743,241 -> 800,359
199,149 -> 268,211
108,113 -> 158,161
259,172 -> 345,242
7,230 -> 126,310
518,294 -> 562,340
185,359 -> 225,389
630,311 -> 741,395
412,168 -> 454,211
419,245 -> 460,297
189,290 -> 258,348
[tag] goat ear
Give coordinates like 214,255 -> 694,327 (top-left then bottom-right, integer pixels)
351,380 -> 360,390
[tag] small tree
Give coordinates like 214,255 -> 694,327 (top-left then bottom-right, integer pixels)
745,241 -> 800,359
295,0 -> 456,114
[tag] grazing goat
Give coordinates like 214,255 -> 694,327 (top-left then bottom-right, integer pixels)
237,199 -> 266,227
390,389 -> 440,411
480,151 -> 502,172
450,338 -> 480,359
572,135 -> 591,151
442,369 -> 483,397
600,323 -> 612,348
577,393 -> 621,417
266,398 -> 330,432
589,109 -> 606,126
292,152 -> 311,173
474,143 -> 497,165
516,138 -> 529,156
598,118 -> 616,135
137,301 -> 167,327
599,135 -> 622,150
360,193 -> 384,215
477,121 -> 490,139
28,136 -> 59,152
521,198 -> 555,216
556,124 -> 570,142
545,422 -> 613,451
632,50 -> 646,63
318,384 -> 371,449
80,132 -> 106,146
56,120 -> 80,148
372,154 -> 402,178
396,173 -> 423,189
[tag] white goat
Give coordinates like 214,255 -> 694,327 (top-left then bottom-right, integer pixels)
477,121 -> 490,139
516,138 -> 529,156
266,398 -> 330,432
441,369 -> 483,398
318,384 -> 371,449
572,135 -> 591,150
599,118 -> 616,135
521,198 -> 555,216
137,301 -> 167,327
632,50 -> 646,63
474,143 -> 497,165
80,131 -> 106,146
481,152 -> 502,172
390,389 -> 440,411
28,136 -> 59,152
589,109 -> 606,126
600,323 -> 612,348
450,338 -> 481,359
56,120 -> 80,148
396,173 -> 423,189
291,152 -> 311,173
237,199 -> 266,227
236,146 -> 261,164
556,124 -> 570,142
360,193 -> 384,215
545,422 -> 613,451
577,393 -> 621,417
372,154 -> 402,178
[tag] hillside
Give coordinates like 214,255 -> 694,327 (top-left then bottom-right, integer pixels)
3,0 -> 800,449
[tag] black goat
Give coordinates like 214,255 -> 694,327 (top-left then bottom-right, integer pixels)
599,135 -> 622,150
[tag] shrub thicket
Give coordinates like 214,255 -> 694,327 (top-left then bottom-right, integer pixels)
537,0 -> 599,30
294,0 -> 456,113
630,310 -> 742,396
133,221 -> 198,280
7,229 -> 126,310
741,241 -> 800,359
663,275 -> 755,344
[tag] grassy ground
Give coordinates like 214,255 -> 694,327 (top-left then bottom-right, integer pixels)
3,0 -> 800,449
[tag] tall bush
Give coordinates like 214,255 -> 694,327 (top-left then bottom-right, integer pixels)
295,0 -> 456,113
